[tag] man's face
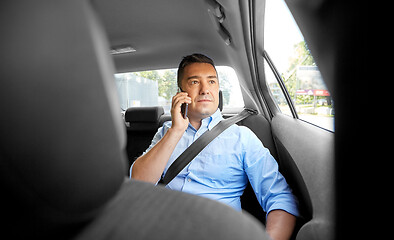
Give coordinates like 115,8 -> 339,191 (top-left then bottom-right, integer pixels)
180,63 -> 219,120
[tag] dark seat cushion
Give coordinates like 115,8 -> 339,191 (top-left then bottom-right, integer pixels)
74,179 -> 268,240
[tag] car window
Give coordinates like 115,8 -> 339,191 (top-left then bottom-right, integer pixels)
264,59 -> 292,116
115,66 -> 244,114
264,0 -> 334,131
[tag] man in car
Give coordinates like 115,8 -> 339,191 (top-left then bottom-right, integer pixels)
131,53 -> 299,240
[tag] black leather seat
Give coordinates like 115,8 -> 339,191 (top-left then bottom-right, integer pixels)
125,106 -> 165,171
0,1 -> 268,239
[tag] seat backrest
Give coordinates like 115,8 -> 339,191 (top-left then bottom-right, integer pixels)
0,0 -> 126,238
125,106 -> 164,171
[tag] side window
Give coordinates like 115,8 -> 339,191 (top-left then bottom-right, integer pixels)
264,59 -> 292,116
264,0 -> 334,131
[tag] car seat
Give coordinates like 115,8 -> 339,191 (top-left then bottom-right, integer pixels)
0,1 -> 268,239
125,106 -> 165,171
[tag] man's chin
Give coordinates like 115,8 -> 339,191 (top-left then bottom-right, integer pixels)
199,107 -> 218,116
200,111 -> 213,117
189,107 -> 216,119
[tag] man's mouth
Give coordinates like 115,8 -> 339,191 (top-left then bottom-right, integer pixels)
196,96 -> 213,102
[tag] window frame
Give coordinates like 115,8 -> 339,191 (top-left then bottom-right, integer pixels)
263,50 -> 298,119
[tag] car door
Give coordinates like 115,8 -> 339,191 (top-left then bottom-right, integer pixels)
249,0 -> 335,239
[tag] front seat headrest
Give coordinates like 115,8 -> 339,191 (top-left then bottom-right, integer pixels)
0,0 -> 126,237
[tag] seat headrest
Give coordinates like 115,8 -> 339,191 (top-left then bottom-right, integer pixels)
0,0 -> 126,237
219,90 -> 223,111
125,106 -> 165,131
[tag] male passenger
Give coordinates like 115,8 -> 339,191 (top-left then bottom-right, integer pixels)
131,53 -> 299,240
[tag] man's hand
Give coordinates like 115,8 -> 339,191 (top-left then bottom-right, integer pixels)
171,92 -> 191,132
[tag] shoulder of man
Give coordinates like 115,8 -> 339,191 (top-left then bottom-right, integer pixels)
220,124 -> 261,146
231,124 -> 265,149
227,124 -> 256,137
162,120 -> 172,129
155,120 -> 172,138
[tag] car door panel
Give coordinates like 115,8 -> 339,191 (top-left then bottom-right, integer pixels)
271,113 -> 335,240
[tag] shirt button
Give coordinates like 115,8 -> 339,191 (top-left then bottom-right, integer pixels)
187,178 -> 192,182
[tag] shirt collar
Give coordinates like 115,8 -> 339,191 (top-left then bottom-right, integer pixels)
207,108 -> 223,130
186,108 -> 223,132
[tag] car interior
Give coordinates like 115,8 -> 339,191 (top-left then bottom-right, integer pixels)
1,0 -> 363,239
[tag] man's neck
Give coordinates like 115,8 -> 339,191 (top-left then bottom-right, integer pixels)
189,118 -> 202,130
188,109 -> 219,130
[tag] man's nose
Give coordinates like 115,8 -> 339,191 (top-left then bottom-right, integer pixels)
199,81 -> 210,95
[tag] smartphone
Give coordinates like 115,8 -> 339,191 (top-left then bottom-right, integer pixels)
181,103 -> 188,119
178,87 -> 188,119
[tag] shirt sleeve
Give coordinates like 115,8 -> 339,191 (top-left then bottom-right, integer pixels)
241,127 -> 300,218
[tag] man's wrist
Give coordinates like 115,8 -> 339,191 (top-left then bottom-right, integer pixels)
166,127 -> 185,139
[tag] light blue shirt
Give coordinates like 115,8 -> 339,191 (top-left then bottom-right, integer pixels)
131,109 -> 299,217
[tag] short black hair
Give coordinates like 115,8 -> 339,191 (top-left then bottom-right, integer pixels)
177,53 -> 217,90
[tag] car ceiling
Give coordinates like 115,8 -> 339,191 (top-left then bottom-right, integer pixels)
92,0 -> 252,74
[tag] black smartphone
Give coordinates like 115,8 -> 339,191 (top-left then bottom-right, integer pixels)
178,87 -> 188,119
181,103 -> 188,119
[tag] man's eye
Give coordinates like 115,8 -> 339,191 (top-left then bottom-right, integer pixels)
209,80 -> 216,84
191,80 -> 199,85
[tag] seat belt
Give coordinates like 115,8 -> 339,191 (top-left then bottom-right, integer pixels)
158,108 -> 257,186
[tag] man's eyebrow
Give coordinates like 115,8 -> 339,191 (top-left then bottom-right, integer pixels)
186,75 -> 218,80
186,75 -> 201,80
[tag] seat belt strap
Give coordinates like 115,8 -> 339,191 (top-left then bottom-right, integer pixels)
159,108 -> 257,186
